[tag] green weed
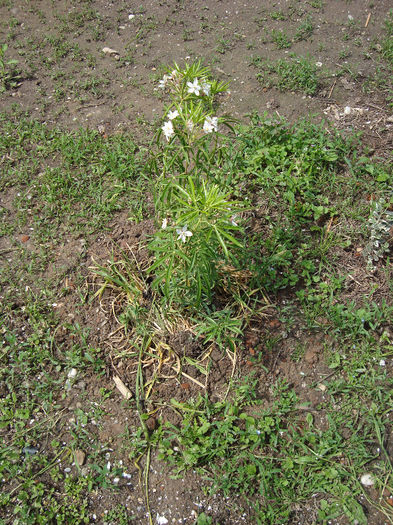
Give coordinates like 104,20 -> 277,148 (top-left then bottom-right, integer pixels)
271,29 -> 292,49
252,53 -> 320,95
0,43 -> 19,91
381,9 -> 393,66
154,378 -> 390,524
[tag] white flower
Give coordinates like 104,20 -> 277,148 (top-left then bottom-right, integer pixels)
156,516 -> 169,525
201,82 -> 211,96
203,116 -> 218,133
379,359 -> 386,366
187,79 -> 201,96
167,110 -> 179,120
161,120 -> 174,141
315,61 -> 322,68
158,74 -> 171,89
186,119 -> 195,132
161,218 -> 168,229
176,225 -> 193,243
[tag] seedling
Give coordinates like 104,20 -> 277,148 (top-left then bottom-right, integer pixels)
0,43 -> 19,92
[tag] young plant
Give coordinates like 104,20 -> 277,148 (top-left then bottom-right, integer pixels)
149,62 -> 246,307
0,43 -> 19,92
149,177 -> 243,307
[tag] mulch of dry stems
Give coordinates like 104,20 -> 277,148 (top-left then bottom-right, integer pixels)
87,223 -> 274,410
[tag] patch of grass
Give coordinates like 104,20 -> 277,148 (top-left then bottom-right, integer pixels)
294,15 -> 314,41
215,36 -> 233,54
270,9 -> 287,21
152,377 -> 391,524
381,9 -> 393,66
252,53 -> 320,95
271,29 -> 292,49
217,114 -> 392,291
0,113 -> 148,240
1,56 -> 393,523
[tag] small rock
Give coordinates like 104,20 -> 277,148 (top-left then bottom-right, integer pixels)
304,347 -> 318,364
268,319 -> 281,329
316,383 -> 327,392
67,368 -> 77,379
102,47 -> 119,56
23,446 -> 39,456
74,449 -> 86,466
146,417 -> 157,431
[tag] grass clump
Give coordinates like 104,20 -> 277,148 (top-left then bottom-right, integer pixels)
252,53 -> 320,94
381,9 -> 393,66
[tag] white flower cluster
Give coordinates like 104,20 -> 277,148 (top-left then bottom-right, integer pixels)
159,71 -> 211,97
159,69 -> 219,140
186,78 -> 210,96
158,69 -> 181,89
203,115 -> 218,133
161,109 -> 180,141
161,111 -> 219,141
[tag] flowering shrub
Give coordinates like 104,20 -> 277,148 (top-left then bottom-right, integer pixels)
149,62 -> 245,307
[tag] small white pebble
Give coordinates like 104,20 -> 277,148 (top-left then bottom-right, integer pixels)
360,473 -> 375,487
113,477 -> 120,484
379,359 -> 386,366
67,368 -> 77,379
